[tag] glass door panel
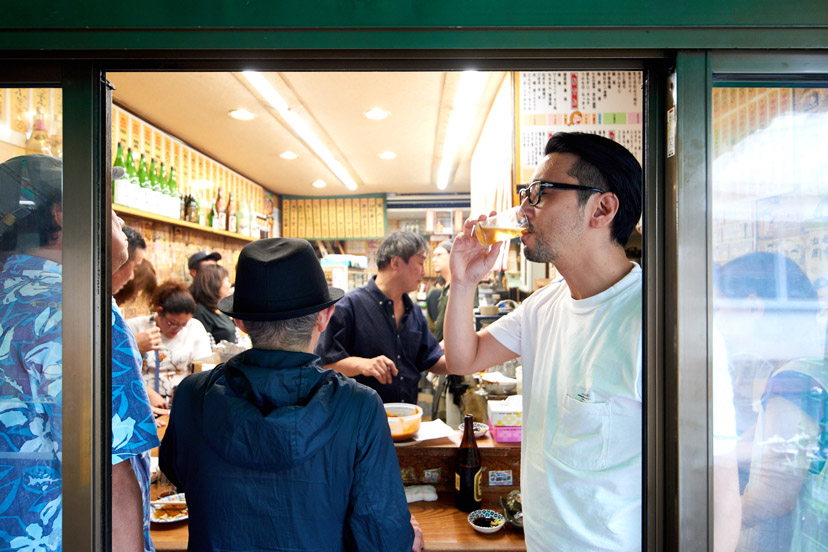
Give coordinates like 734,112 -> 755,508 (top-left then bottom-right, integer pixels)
712,84 -> 828,550
0,87 -> 63,550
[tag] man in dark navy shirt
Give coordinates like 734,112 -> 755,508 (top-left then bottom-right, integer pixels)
315,231 -> 448,403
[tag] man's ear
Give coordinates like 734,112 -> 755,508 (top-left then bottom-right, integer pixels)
588,193 -> 619,230
316,305 -> 336,333
235,318 -> 247,333
52,203 -> 63,229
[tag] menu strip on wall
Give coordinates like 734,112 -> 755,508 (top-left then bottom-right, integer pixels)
282,194 -> 387,240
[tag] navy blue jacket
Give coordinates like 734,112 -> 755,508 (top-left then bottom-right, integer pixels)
315,276 -> 444,404
159,348 -> 413,551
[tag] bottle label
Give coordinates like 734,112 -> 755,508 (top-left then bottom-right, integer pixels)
473,467 -> 482,502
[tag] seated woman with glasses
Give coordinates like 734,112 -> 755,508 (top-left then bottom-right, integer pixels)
127,281 -> 212,410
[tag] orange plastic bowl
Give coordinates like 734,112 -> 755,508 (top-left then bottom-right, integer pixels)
384,403 -> 423,442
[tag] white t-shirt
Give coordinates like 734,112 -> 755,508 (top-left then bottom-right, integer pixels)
712,327 -> 737,457
487,264 -> 643,552
127,314 -> 212,398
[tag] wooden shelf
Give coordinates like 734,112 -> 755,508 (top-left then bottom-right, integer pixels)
114,204 -> 256,242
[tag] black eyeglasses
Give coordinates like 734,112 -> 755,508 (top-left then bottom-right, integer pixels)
519,180 -> 606,206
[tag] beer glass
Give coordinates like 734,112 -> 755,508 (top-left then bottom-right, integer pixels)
473,206 -> 527,246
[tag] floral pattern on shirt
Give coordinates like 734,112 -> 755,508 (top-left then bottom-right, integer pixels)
0,256 -> 159,552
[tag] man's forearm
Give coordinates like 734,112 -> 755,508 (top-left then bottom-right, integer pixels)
444,282 -> 483,375
111,460 -> 144,552
325,357 -> 365,378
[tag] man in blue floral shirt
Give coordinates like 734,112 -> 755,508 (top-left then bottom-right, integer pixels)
0,156 -> 159,551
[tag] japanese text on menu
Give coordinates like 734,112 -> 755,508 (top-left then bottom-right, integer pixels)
518,71 -> 643,180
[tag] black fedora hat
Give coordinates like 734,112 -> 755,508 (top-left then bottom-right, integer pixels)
218,238 -> 344,321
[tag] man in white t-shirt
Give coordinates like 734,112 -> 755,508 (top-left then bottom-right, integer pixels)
444,132 -> 645,551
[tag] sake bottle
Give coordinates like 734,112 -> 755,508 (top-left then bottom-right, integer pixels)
149,158 -> 162,215
208,199 -> 218,229
112,142 -> 127,205
138,155 -> 152,212
125,148 -> 139,208
215,187 -> 226,230
226,192 -> 236,232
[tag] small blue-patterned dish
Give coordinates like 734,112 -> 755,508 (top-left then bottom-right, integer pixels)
457,422 -> 488,439
467,509 -> 506,534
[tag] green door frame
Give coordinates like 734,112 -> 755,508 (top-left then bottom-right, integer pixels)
2,46 -> 825,552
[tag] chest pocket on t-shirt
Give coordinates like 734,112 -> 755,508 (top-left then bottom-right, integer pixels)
548,394 -> 610,471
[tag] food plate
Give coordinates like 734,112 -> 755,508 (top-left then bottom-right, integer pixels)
151,493 -> 188,524
458,422 -> 488,439
500,494 -> 523,529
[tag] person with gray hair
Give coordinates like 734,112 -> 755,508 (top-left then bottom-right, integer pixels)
160,238 -> 423,551
315,231 -> 448,404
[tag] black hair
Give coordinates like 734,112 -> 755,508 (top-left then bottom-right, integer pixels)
376,231 -> 427,270
715,252 -> 818,305
0,155 -> 63,251
544,132 -> 642,246
151,281 -> 196,315
191,264 -> 229,311
122,226 -> 146,261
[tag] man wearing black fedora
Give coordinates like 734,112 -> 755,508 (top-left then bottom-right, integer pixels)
160,238 -> 422,552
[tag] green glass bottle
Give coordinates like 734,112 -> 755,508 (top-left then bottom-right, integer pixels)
138,155 -> 152,212
125,148 -> 139,208
208,199 -> 217,228
112,142 -> 126,204
158,162 -> 171,217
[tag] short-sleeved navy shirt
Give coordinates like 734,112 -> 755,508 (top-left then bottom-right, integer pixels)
315,276 -> 444,404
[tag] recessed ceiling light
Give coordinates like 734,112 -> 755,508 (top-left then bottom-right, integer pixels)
363,108 -> 390,120
228,109 -> 257,121
280,151 -> 298,160
312,179 -> 327,188
378,151 -> 397,160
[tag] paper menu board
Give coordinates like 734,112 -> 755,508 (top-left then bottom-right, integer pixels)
517,71 -> 644,182
281,194 -> 387,240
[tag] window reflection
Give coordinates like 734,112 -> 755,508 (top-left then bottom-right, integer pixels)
712,86 -> 828,551
0,88 -> 63,550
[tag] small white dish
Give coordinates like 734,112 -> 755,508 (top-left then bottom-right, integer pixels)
467,509 -> 506,534
458,422 -> 489,439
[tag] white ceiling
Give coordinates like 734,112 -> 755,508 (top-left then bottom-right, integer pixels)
108,71 -> 506,200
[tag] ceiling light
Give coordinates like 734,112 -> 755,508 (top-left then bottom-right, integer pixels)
378,151 -> 397,160
364,108 -> 390,120
228,109 -> 256,121
312,179 -> 327,188
280,151 -> 298,160
243,71 -> 358,191
437,71 -> 489,190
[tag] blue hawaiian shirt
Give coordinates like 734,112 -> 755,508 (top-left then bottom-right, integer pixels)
0,255 -> 159,552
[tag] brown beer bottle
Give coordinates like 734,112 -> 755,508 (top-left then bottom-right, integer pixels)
455,414 -> 482,512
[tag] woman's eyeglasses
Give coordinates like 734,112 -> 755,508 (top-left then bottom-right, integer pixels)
161,313 -> 188,330
519,180 -> 606,206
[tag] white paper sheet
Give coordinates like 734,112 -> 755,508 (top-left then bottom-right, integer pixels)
394,419 -> 460,447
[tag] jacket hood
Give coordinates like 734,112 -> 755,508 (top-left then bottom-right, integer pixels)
201,348 -> 358,471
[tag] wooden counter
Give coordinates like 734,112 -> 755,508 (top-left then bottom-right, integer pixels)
150,486 -> 524,552
394,433 -> 521,501
151,420 -> 524,551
